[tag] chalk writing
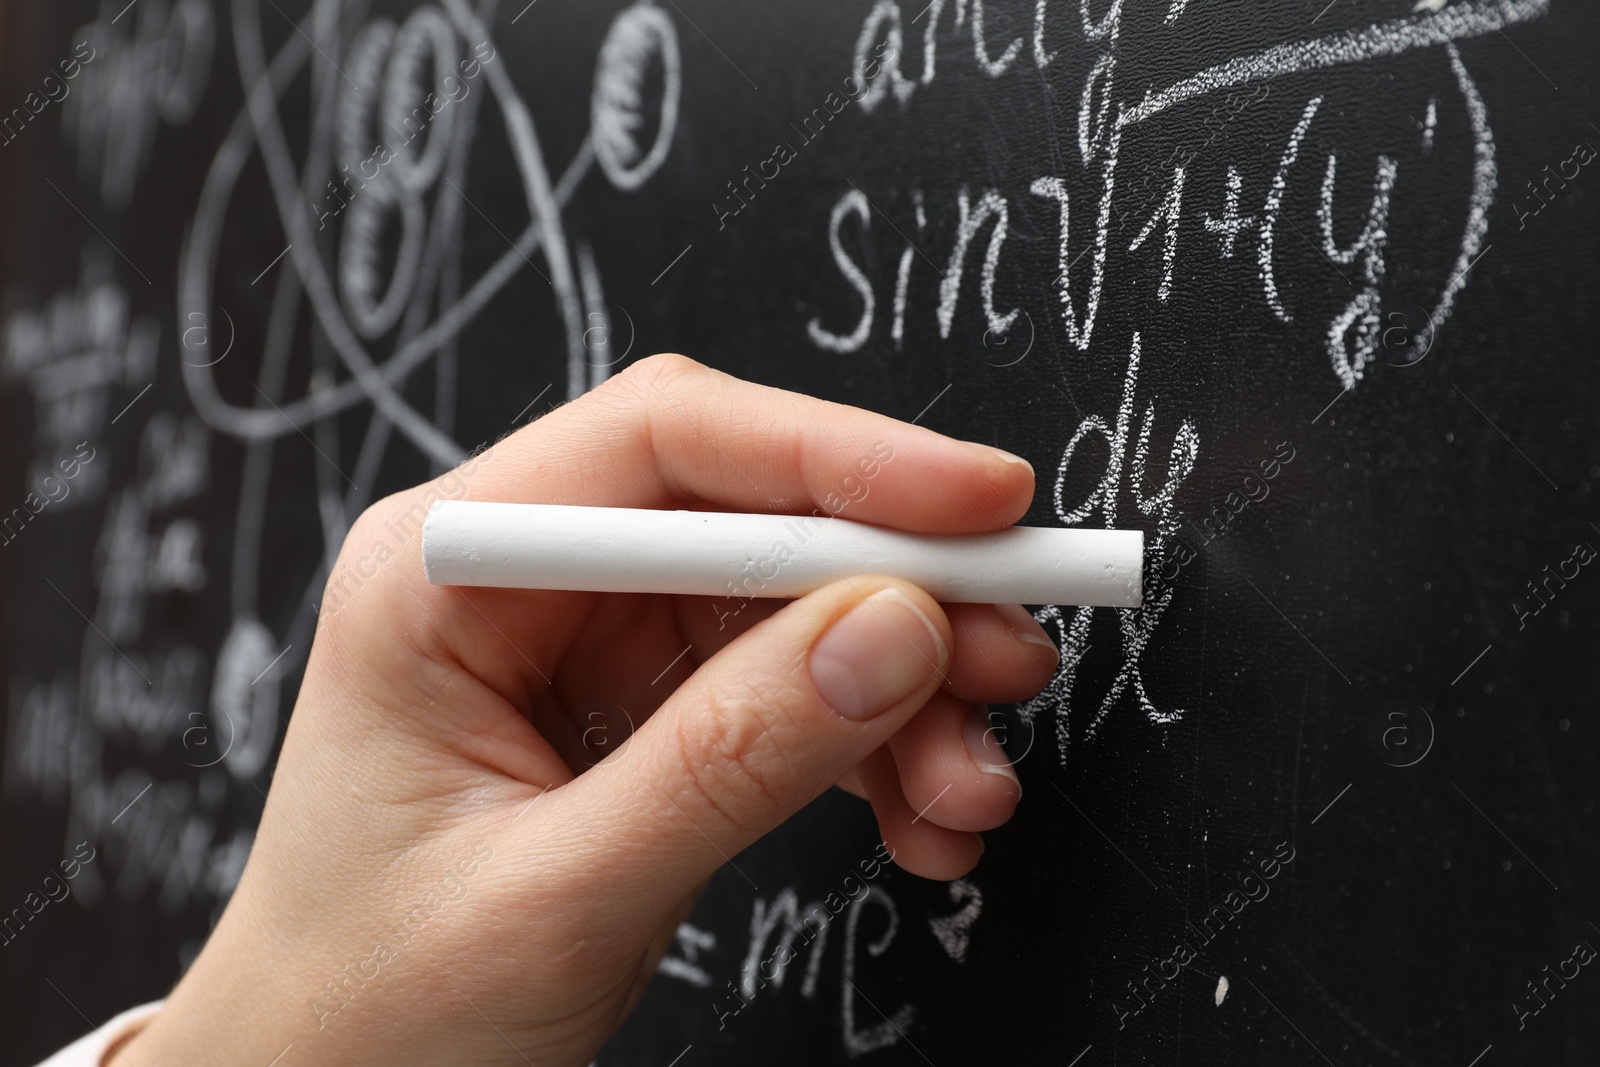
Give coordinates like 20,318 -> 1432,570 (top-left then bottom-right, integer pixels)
927,878 -> 982,964
659,923 -> 717,988
662,845 -> 929,1057
2,253 -> 156,507
740,843 -> 893,1008
816,0 -> 1547,764
65,0 -> 213,206
1022,335 -> 1200,760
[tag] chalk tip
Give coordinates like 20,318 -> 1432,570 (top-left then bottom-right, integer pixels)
421,500 -> 449,584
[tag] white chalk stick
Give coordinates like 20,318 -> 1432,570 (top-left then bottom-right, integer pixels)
423,502 -> 1143,607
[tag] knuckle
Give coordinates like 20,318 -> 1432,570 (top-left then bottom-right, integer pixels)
672,679 -> 796,831
611,351 -> 704,397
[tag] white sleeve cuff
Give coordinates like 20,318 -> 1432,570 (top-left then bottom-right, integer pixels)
36,1000 -> 165,1067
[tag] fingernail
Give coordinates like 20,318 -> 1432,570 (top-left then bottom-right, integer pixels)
970,442 -> 1033,474
963,707 -> 1021,792
995,603 -> 1059,656
811,588 -> 948,721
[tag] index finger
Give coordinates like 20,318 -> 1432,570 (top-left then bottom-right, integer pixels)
464,353 -> 1035,533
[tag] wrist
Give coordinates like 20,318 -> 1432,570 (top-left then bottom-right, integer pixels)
115,941 -> 307,1065
116,889 -> 353,1064
118,871 -> 479,1066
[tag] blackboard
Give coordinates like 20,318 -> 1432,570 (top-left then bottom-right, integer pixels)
3,0 -> 1597,1063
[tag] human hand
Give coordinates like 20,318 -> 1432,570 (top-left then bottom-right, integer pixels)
118,354 -> 1059,1066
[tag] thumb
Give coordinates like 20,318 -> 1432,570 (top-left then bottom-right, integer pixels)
562,576 -> 951,916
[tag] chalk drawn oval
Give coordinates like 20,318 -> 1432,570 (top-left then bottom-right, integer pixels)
381,6 -> 460,196
338,13 -> 437,338
337,20 -> 400,198
592,4 -> 681,192
339,185 -> 427,339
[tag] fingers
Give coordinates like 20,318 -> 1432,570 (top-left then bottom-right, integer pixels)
665,595 -> 1053,834
554,575 -> 954,917
857,746 -> 985,881
448,353 -> 1035,533
677,598 -> 1059,701
342,353 -> 1036,711
942,602 -> 1060,702
887,691 -> 1021,835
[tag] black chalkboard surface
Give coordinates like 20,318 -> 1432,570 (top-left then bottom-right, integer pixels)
2,1 -> 1597,1063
